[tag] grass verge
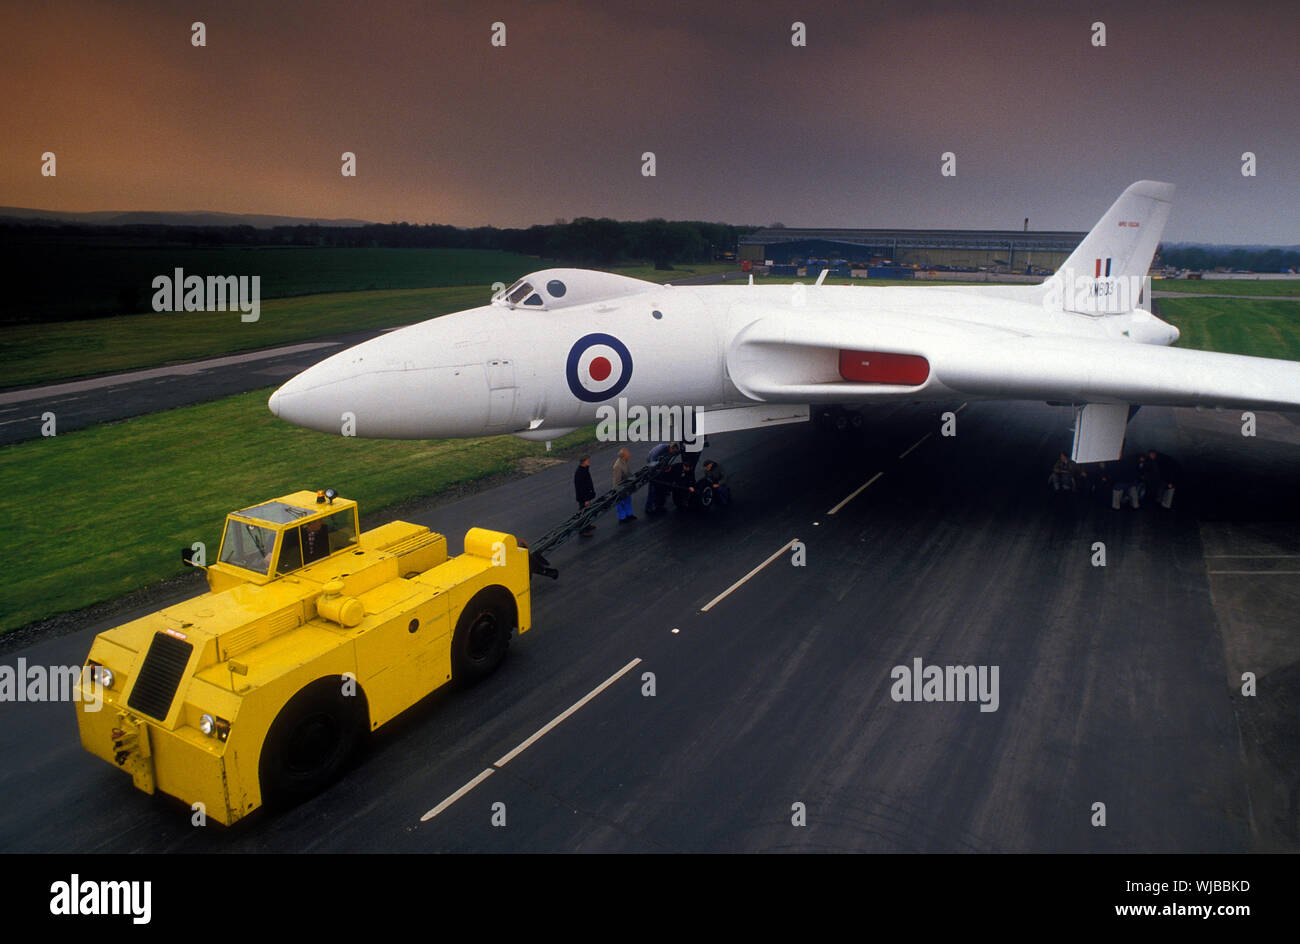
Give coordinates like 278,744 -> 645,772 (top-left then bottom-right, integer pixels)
1154,280 -> 1300,297
1163,297 -> 1300,360
0,389 -> 594,635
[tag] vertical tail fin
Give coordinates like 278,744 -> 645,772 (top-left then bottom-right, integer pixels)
1047,180 -> 1174,315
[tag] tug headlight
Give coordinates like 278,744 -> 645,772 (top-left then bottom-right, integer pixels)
198,713 -> 231,741
87,663 -> 115,690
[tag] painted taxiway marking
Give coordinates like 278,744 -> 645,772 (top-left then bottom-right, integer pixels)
826,472 -> 883,516
898,432 -> 931,459
701,538 -> 801,612
420,657 -> 643,822
421,768 -> 496,821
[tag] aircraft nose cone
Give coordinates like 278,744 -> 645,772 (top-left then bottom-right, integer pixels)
266,359 -> 347,434
265,314 -> 505,438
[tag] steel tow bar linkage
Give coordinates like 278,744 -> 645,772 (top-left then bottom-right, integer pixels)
527,453 -> 681,579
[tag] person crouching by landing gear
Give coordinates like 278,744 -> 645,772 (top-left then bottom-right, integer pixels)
1049,451 -> 1076,492
694,458 -> 730,506
613,448 -> 636,522
574,455 -> 597,536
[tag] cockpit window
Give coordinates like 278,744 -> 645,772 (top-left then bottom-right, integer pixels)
523,293 -> 544,306
507,282 -> 533,305
546,280 -> 567,298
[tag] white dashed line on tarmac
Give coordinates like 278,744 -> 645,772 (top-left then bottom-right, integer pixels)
419,656 -> 643,822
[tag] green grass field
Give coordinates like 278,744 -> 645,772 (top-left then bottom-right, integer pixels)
0,391 -> 594,635
0,261 -> 735,390
1154,279 -> 1300,297
1,246 -> 549,325
1162,297 -> 1300,360
0,286 -> 489,389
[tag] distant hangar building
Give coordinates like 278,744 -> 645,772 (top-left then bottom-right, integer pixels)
738,226 -> 1088,273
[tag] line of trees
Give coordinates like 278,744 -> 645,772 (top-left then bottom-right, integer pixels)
0,217 -> 755,268
1161,244 -> 1300,273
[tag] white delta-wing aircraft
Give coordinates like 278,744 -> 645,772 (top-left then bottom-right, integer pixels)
269,181 -> 1300,461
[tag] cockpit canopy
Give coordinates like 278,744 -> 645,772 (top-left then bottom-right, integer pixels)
492,268 -> 656,311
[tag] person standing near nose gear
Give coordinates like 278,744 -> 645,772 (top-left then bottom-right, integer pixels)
574,456 -> 597,536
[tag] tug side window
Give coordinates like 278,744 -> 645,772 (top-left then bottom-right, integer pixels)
277,529 -> 303,574
323,508 -> 357,552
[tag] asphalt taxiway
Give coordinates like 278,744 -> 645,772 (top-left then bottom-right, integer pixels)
0,329 -> 388,446
1,398 -> 1295,852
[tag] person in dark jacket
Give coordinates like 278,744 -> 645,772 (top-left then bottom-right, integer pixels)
574,456 -> 597,535
1139,450 -> 1161,506
1148,449 -> 1181,508
1111,451 -> 1141,509
644,442 -> 678,514
673,444 -> 698,508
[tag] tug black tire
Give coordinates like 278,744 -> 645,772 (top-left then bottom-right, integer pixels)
451,586 -> 516,684
260,676 -> 367,807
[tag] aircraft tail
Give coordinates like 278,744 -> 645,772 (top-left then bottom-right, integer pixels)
1046,180 -> 1174,315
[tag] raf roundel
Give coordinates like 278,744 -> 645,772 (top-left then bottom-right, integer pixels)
566,333 -> 634,402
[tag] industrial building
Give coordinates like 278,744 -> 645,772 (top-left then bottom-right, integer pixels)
739,226 -> 1088,274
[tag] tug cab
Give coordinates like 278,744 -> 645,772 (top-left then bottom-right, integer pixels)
208,491 -> 360,588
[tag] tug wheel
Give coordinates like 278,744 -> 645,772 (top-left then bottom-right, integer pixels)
260,677 -> 366,807
451,586 -> 516,684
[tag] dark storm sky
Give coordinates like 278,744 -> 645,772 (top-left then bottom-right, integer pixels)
3,0 -> 1297,242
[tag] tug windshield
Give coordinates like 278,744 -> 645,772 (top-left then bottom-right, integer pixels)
219,519 -> 278,575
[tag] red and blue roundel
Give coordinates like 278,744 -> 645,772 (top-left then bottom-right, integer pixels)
566,333 -> 633,402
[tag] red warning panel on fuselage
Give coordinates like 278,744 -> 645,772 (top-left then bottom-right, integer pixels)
838,350 -> 930,385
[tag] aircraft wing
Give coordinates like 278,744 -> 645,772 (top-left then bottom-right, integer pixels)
727,313 -> 1300,413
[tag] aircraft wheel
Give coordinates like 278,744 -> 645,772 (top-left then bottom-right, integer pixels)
697,484 -> 714,508
260,677 -> 366,807
451,586 -> 515,684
